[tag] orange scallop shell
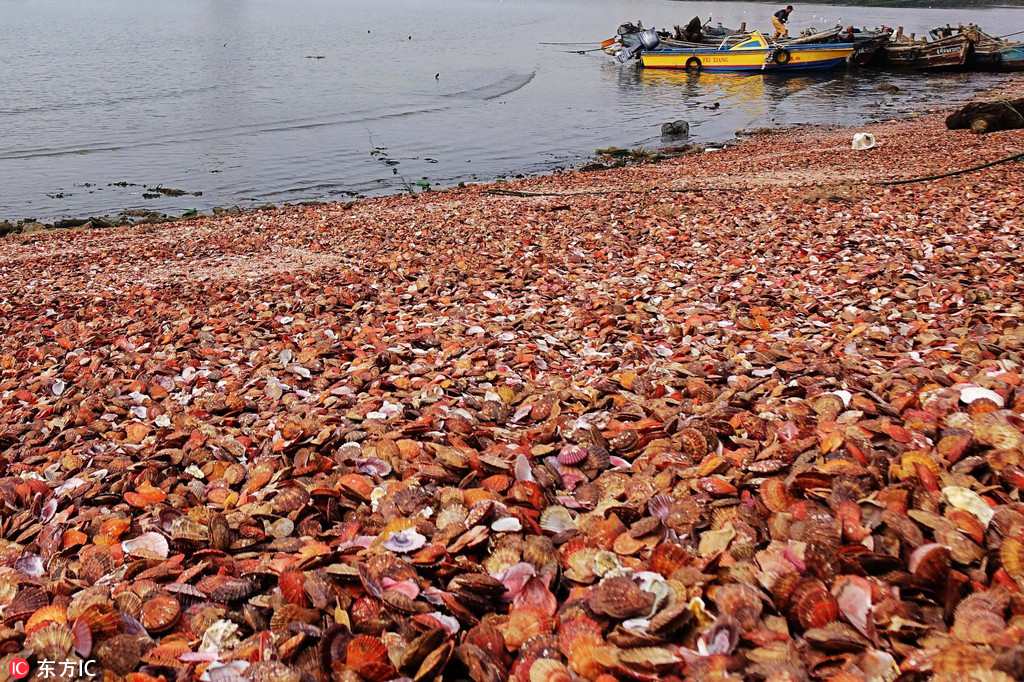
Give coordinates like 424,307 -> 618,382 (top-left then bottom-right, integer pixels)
999,535 -> 1024,583
142,640 -> 190,668
140,593 -> 181,633
789,578 -> 839,630
558,614 -> 604,655
760,479 -> 794,514
346,635 -> 388,669
75,604 -> 122,637
530,657 -> 573,682
649,541 -> 691,576
678,428 -> 709,459
908,543 -> 951,585
567,634 -> 616,679
501,607 -> 555,650
25,604 -> 68,635
279,569 -> 308,607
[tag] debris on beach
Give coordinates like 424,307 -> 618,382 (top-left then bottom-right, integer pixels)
947,97 -> 1024,134
0,88 -> 1023,680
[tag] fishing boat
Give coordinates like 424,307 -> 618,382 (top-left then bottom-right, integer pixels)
961,27 -> 1024,71
639,31 -> 855,72
879,28 -> 973,70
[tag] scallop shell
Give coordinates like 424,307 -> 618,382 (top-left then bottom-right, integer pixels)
812,393 -> 845,421
788,578 -> 839,630
558,445 -> 588,465
142,640 -> 190,668
140,592 -> 181,633
558,614 -> 604,655
540,506 -> 576,534
79,545 -> 117,584
678,427 -> 709,459
248,662 -> 303,682
346,635 -> 388,668
973,413 -> 1024,451
273,484 -> 311,513
908,543 -> 951,584
75,604 -> 122,637
523,536 -> 558,575
586,446 -> 611,471
206,576 -> 259,602
959,385 -> 1004,407
760,479 -> 795,514
685,378 -> 715,402
730,412 -> 767,440
649,541 -> 691,577
436,504 -> 468,531
122,531 -> 170,560
492,516 -> 523,533
500,607 -> 554,650
209,512 -> 232,551
952,595 -> 1007,645
710,583 -> 764,630
114,589 -> 143,617
170,516 -> 210,543
930,642 -> 996,674
383,528 -> 427,554
588,576 -> 655,620
94,634 -> 148,675
25,604 -> 68,635
279,569 -> 308,606
484,546 -> 522,577
351,596 -> 386,635
616,645 -> 681,673
1001,534 -> 1024,584
529,658 -> 573,682
6,586 -> 49,624
26,621 -> 74,660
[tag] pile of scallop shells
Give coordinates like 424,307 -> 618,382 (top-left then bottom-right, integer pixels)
1,96 -> 1024,681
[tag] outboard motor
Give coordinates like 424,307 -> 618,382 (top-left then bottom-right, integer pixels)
616,27 -> 661,63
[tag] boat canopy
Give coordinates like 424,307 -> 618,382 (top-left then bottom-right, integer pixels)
727,32 -> 771,51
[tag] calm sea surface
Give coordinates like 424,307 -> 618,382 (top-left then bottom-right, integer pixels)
1,0 -> 1022,221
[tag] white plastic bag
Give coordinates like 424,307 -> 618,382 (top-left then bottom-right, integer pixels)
852,132 -> 877,151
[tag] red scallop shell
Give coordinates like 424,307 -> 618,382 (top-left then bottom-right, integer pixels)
346,635 -> 388,668
788,578 -> 839,630
279,569 -> 308,607
908,543 -> 951,584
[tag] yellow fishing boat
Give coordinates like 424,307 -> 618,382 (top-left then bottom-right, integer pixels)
640,31 -> 854,72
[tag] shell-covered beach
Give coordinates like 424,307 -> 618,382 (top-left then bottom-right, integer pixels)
1,80 -> 1024,680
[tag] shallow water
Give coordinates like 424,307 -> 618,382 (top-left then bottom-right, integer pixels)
1,0 -> 1021,221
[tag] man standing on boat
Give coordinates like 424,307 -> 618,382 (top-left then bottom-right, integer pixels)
772,6 -> 793,39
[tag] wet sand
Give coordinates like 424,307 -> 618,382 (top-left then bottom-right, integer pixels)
0,79 -> 1023,679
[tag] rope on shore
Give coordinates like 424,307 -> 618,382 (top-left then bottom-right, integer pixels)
874,150 -> 1024,186
484,187 -> 736,198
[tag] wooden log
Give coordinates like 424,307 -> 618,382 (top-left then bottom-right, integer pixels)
946,98 -> 1024,134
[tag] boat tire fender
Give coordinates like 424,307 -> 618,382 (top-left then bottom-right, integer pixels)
685,56 -> 702,71
773,48 -> 792,65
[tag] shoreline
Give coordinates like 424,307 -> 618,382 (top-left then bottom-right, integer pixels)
2,71 -> 1010,237
0,78 -> 1023,679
